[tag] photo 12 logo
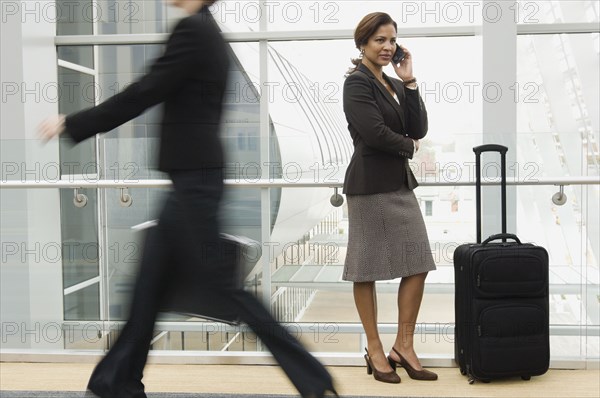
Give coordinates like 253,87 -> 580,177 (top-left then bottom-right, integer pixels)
409,161 -> 541,183
209,1 -> 340,24
1,241 -> 142,265
418,81 -> 541,104
224,81 -> 340,105
1,81 -> 136,105
398,1 -> 541,24
1,161 -> 142,183
228,161 -> 341,183
1,0 -> 141,24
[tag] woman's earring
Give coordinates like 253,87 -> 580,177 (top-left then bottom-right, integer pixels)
359,49 -> 365,58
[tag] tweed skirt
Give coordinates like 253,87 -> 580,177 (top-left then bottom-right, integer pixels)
343,184 -> 437,282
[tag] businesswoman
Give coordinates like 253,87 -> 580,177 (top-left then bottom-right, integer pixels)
39,1 -> 335,397
342,12 -> 437,384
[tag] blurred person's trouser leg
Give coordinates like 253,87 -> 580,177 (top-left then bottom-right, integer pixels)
88,169 -> 333,397
88,169 -> 223,397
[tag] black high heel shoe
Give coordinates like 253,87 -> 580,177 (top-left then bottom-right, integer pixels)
387,347 -> 438,381
364,348 -> 401,384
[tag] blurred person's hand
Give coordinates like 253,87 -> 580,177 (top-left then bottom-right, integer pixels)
38,115 -> 66,142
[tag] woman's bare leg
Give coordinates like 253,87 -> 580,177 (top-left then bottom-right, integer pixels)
389,272 -> 428,369
354,281 -> 394,372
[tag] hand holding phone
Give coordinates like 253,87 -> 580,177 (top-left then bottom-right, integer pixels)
392,44 -> 406,64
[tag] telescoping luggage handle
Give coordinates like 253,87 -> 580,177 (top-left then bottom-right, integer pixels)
482,233 -> 522,245
473,144 -> 508,243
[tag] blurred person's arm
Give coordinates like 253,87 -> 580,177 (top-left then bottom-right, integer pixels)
40,18 -> 205,143
65,18 -> 204,143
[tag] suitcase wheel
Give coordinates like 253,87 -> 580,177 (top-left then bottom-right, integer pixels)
468,376 -> 475,384
460,367 -> 467,375
522,375 -> 531,381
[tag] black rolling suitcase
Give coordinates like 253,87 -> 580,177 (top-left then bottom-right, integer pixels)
454,144 -> 550,383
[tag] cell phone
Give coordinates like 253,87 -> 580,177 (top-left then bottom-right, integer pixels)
392,44 -> 406,64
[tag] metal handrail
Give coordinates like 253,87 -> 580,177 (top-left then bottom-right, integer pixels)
54,320 -> 600,337
1,176 -> 598,189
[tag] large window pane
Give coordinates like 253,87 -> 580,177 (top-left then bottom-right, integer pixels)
57,0 -> 93,35
517,0 -> 600,24
58,65 -> 97,176
516,34 -> 599,354
517,34 -> 599,177
270,37 -> 483,178
56,0 -> 176,35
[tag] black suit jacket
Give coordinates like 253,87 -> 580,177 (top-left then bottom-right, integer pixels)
64,6 -> 229,171
342,63 -> 428,195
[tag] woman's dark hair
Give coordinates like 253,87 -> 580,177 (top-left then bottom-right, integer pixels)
346,12 -> 398,76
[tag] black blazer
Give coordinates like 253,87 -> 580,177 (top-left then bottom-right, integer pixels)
342,63 -> 428,195
64,6 -> 229,171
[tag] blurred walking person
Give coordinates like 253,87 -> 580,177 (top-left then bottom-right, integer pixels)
39,1 -> 336,397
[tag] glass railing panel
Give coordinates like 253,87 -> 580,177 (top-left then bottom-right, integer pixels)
103,185 -> 169,321
60,187 -> 100,288
64,283 -> 100,321
1,138 -> 78,349
1,173 -> 597,358
63,321 -> 107,350
0,182 -> 66,350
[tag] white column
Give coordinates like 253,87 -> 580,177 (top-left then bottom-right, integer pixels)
0,0 -> 64,349
259,0 -> 272,308
481,0 -> 517,238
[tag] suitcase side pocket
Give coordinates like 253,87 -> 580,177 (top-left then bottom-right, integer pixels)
473,301 -> 550,378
